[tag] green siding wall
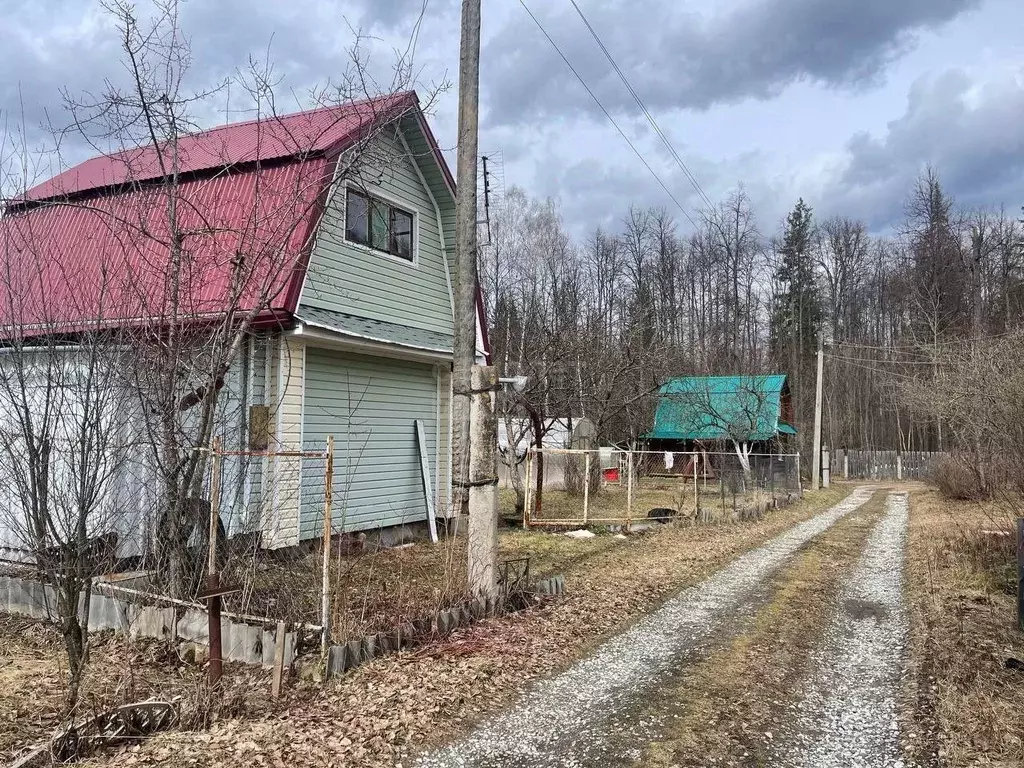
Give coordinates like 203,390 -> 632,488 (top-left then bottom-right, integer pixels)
401,113 -> 457,293
300,347 -> 439,537
301,125 -> 454,336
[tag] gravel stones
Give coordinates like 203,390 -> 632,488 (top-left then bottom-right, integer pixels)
414,487 -> 878,767
775,492 -> 909,768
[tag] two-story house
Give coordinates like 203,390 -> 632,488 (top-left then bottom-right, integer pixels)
0,91 -> 481,557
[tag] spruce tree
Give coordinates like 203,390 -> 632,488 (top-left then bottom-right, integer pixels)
771,198 -> 821,365
770,198 -> 821,451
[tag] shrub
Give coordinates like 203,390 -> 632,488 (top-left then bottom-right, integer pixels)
933,454 -> 987,501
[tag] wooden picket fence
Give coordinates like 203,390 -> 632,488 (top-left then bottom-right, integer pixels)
838,449 -> 947,481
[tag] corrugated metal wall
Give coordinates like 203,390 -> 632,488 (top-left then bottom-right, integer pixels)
300,347 -> 440,537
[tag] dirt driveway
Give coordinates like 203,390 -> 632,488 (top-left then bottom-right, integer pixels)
413,486 -> 914,768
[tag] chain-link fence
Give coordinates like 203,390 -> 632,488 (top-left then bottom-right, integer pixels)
523,448 -> 801,527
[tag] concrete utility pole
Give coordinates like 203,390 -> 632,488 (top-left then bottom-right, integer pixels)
468,366 -> 498,599
811,340 -> 824,491
454,0 -> 497,600
452,0 -> 482,519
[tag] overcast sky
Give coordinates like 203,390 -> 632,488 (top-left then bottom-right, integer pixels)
3,0 -> 1023,237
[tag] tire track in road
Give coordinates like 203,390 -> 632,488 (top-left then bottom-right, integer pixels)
413,486 -> 878,768
774,492 -> 910,768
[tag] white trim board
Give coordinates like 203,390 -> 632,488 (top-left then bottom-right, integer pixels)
289,323 -> 453,365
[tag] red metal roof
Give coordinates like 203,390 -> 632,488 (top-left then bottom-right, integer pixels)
0,92 -> 431,336
24,92 -> 417,202
1,159 -> 329,332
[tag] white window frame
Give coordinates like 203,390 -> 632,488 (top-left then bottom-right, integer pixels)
341,181 -> 420,268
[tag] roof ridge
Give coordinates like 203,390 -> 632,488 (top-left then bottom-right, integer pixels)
89,91 -> 417,162
22,90 -> 419,203
168,90 -> 416,142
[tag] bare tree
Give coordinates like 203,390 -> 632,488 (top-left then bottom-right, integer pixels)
0,166 -> 135,704
50,1 -> 434,597
1,0 -> 443,622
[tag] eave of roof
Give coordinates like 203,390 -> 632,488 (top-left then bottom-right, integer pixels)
296,305 -> 454,355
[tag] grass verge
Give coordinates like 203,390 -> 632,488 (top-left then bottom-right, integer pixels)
904,488 -> 1024,767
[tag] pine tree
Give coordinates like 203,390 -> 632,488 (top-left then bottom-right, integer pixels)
771,199 -> 821,365
770,199 -> 821,451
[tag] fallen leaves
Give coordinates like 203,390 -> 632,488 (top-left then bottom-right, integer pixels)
5,488 -> 849,768
905,489 -> 1024,768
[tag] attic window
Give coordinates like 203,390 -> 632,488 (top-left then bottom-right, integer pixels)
345,189 -> 415,262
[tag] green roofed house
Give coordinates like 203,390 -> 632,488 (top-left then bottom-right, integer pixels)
644,374 -> 797,479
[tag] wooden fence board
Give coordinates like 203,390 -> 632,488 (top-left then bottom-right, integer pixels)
842,450 -> 946,481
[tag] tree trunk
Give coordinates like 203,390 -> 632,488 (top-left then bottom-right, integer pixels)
58,576 -> 91,709
527,405 -> 544,516
732,440 -> 752,481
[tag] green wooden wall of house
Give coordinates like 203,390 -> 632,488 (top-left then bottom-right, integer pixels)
299,122 -> 456,338
300,347 -> 440,537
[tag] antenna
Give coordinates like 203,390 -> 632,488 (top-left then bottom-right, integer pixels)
479,154 -> 493,247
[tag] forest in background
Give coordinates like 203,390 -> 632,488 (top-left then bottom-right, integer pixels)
481,168 -> 1024,468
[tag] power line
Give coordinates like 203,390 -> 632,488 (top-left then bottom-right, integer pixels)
566,0 -> 716,212
821,357 -> 926,381
833,332 -> 1017,353
517,0 -> 700,230
828,354 -> 937,367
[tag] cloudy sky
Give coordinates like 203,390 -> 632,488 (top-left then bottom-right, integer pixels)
3,0 -> 1023,237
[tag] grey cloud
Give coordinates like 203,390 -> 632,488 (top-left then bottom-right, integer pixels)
182,0 -> 455,75
0,6 -> 121,151
483,0 -> 981,126
517,68 -> 1024,240
820,69 -> 1024,229
527,146 -> 732,238
1,0 -> 453,182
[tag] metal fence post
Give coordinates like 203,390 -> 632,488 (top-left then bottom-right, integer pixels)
523,447 -> 533,528
626,450 -> 633,531
321,435 -> 334,662
582,451 -> 592,525
1018,518 -> 1024,632
693,452 -> 699,518
207,437 -> 223,685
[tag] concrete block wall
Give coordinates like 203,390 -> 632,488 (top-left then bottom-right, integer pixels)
1,571 -> 566,678
0,575 -> 296,667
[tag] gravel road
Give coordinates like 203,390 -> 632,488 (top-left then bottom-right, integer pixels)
775,491 -> 909,768
413,486 -> 878,768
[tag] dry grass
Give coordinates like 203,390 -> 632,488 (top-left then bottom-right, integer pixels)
227,525 -> 625,642
906,488 -> 1024,767
636,491 -> 887,767
62,486 -> 852,767
0,616 -> 269,762
501,479 -> 800,526
234,482 -> 797,643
